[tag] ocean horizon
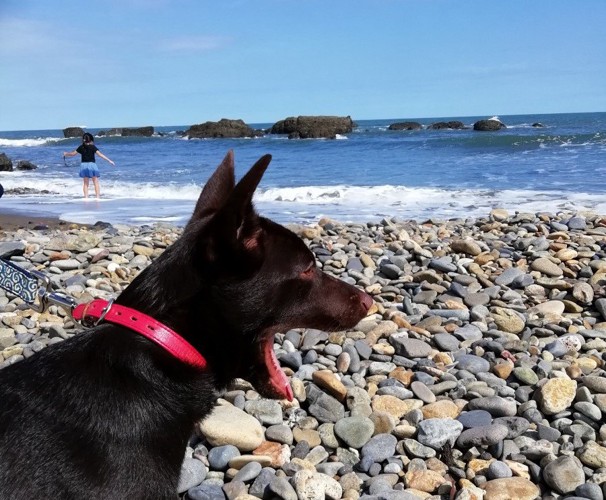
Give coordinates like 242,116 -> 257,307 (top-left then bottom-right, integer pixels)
0,111 -> 605,226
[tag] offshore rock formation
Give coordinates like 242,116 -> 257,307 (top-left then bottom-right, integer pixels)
388,122 -> 423,131
270,116 -> 354,139
186,119 -> 263,139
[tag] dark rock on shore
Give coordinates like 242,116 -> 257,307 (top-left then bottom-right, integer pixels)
474,119 -> 506,131
63,127 -> 85,138
427,121 -> 467,130
5,187 -> 56,195
0,153 -> 13,172
270,116 -> 354,139
186,119 -> 263,139
388,122 -> 423,131
16,160 -> 37,171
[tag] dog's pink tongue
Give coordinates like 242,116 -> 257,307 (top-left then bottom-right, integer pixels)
264,338 -> 293,401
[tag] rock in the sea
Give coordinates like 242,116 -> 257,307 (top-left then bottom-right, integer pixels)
186,119 -> 262,139
0,153 -> 13,172
16,160 -> 37,170
473,119 -> 506,131
388,122 -> 422,131
63,126 -> 84,138
270,116 -> 354,139
427,121 -> 466,130
120,126 -> 154,137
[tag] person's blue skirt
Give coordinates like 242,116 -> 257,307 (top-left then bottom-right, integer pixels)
79,162 -> 100,178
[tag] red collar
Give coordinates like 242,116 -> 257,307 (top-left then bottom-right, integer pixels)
72,299 -> 207,370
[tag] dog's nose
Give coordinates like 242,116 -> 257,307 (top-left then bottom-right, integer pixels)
359,291 -> 374,312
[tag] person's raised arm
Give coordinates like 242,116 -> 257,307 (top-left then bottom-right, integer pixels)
96,150 -> 115,166
63,150 -> 78,158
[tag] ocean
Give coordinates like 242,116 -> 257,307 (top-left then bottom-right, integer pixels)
0,112 -> 604,226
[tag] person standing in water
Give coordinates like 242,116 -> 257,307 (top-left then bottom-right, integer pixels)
63,132 -> 115,199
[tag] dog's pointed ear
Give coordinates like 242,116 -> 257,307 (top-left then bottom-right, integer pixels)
229,153 -> 272,221
190,150 -> 236,222
218,153 -> 272,250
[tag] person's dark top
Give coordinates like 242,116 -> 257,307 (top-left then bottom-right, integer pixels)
76,144 -> 99,163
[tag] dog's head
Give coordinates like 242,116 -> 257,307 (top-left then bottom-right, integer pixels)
121,151 -> 372,400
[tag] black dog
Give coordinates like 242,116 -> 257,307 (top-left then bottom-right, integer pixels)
0,151 -> 372,499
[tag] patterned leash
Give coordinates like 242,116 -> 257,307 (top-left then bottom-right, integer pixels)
0,258 -> 78,317
0,258 -> 208,368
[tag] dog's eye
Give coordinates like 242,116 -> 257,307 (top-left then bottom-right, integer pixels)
300,263 -> 315,279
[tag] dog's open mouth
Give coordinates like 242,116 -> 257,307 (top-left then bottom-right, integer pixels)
252,334 -> 293,401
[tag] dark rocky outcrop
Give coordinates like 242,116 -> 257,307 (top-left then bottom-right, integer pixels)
16,160 -> 37,170
120,127 -> 154,137
97,128 -> 122,136
388,122 -> 423,131
63,127 -> 85,138
532,122 -> 545,128
427,121 -> 467,130
186,119 -> 263,139
0,153 -> 13,172
5,187 -> 55,195
473,119 -> 506,131
97,127 -> 154,137
270,116 -> 354,139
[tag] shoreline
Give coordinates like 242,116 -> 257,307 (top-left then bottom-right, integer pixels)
0,211 -> 82,232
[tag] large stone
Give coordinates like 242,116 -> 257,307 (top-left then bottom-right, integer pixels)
293,470 -> 342,500
456,424 -> 509,448
196,400 -> 264,451
421,400 -> 460,419
482,477 -> 539,500
451,239 -> 482,256
543,456 -> 585,494
578,441 -> 606,468
371,395 -> 423,419
334,416 -> 374,449
404,470 -> 449,493
491,307 -> 525,334
531,258 -> 563,277
538,378 -> 577,415
312,370 -> 347,401
417,418 -> 463,449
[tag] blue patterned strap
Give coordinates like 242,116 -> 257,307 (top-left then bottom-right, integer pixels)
0,258 -> 40,305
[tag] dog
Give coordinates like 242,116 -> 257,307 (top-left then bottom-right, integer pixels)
0,151 -> 372,499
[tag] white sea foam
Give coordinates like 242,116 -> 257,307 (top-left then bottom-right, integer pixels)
4,176 -> 606,220
2,183 -> 604,227
0,137 -> 63,147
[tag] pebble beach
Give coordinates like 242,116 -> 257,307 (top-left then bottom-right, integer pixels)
1,209 -> 606,500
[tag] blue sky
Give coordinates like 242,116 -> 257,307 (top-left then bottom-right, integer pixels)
1,0 -> 605,131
